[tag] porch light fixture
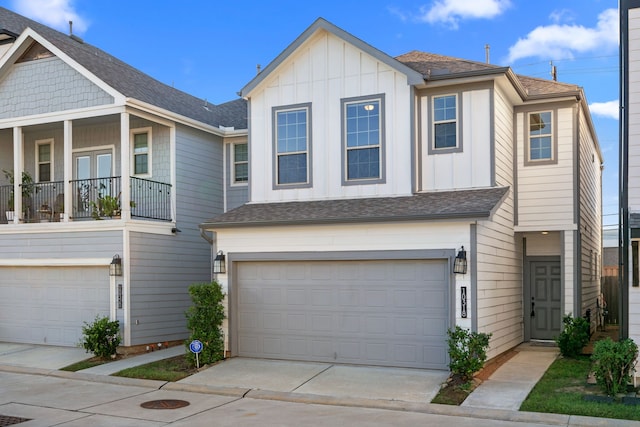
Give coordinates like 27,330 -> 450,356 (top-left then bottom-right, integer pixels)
453,246 -> 467,275
213,250 -> 226,274
110,254 -> 123,277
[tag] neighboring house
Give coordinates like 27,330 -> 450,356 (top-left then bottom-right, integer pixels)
621,0 -> 640,372
201,18 -> 603,370
0,7 -> 247,347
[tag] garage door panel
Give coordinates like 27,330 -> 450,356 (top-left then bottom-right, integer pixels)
0,266 -> 110,346
236,259 -> 450,370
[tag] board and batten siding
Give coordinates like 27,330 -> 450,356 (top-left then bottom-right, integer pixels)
420,86 -> 492,191
248,30 -> 413,203
0,56 -> 113,119
628,5 -> 640,346
578,107 -> 602,322
516,106 -> 575,229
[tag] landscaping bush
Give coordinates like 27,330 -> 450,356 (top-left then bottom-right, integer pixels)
555,315 -> 590,358
185,281 -> 226,366
80,315 -> 121,358
447,325 -> 492,382
591,338 -> 638,396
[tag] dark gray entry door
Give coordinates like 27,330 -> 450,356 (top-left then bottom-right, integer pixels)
530,260 -> 562,340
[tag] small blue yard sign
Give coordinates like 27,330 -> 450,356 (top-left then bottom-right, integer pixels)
189,339 -> 203,368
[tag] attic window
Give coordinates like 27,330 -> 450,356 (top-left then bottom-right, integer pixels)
17,42 -> 54,63
0,29 -> 18,45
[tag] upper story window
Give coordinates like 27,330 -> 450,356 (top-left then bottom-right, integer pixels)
131,127 -> 152,177
233,142 -> 248,184
273,103 -> 312,188
433,94 -> 458,150
528,111 -> 553,162
342,94 -> 385,184
36,139 -> 53,182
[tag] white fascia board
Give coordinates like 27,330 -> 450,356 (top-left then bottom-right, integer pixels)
0,219 -> 175,236
126,98 -> 248,137
0,28 -> 126,105
0,258 -> 111,267
0,104 -> 126,129
514,224 -> 578,233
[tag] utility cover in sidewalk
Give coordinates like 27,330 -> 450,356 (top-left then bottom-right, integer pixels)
0,415 -> 31,426
140,399 -> 190,410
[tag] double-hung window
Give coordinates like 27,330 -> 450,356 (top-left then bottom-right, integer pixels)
528,111 -> 553,162
433,94 -> 458,150
274,104 -> 311,187
233,143 -> 248,184
131,128 -> 152,176
36,139 -> 53,182
342,94 -> 385,184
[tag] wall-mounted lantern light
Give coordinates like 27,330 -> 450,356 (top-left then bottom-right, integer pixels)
213,250 -> 226,274
110,254 -> 123,276
453,246 -> 467,274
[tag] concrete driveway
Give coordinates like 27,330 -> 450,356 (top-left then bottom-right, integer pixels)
178,357 -> 449,404
0,342 -> 88,370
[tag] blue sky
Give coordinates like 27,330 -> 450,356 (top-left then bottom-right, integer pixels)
2,0 -> 620,240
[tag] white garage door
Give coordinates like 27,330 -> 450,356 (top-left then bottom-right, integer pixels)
236,259 -> 450,370
0,267 -> 110,346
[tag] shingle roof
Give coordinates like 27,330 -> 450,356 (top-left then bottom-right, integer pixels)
201,187 -> 509,229
0,7 -> 246,130
396,50 -> 582,97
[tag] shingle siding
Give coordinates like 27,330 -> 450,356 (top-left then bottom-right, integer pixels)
0,56 -> 113,118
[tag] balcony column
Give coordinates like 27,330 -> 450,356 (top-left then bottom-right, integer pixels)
12,127 -> 22,223
120,112 -> 131,220
63,120 -> 72,222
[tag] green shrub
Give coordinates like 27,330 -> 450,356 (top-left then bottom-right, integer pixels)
185,281 -> 226,366
447,325 -> 492,382
555,315 -> 590,358
591,338 -> 638,396
80,315 -> 121,358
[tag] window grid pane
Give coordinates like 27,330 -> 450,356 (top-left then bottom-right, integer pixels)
234,143 -> 248,183
276,108 -> 308,185
345,99 -> 381,180
529,112 -> 553,161
433,95 -> 457,149
38,143 -> 51,181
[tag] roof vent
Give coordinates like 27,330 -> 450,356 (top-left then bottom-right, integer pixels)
68,21 -> 84,44
0,29 -> 19,45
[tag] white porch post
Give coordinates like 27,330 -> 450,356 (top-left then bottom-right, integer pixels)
120,112 -> 131,220
12,127 -> 22,223
63,120 -> 72,222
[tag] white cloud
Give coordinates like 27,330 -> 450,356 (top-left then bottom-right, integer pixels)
589,100 -> 619,120
506,8 -> 617,63
11,0 -> 89,34
418,0 -> 511,29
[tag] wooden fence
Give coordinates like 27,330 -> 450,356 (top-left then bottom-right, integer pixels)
601,266 -> 619,326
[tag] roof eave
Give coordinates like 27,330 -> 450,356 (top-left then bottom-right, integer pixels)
200,211 -> 491,230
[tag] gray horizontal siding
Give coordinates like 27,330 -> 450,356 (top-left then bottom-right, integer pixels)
0,230 -> 123,260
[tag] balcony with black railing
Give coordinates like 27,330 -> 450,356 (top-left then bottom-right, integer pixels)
0,176 -> 172,224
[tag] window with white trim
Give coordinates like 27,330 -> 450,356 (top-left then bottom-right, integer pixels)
131,128 -> 152,176
233,143 -> 248,184
274,104 -> 311,187
433,94 -> 457,149
343,96 -> 384,182
528,111 -> 553,161
36,139 -> 53,182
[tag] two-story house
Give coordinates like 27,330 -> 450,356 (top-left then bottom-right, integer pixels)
201,18 -> 603,370
0,7 -> 248,348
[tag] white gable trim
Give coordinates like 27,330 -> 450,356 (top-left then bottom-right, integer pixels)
0,27 -> 126,105
240,18 -> 424,98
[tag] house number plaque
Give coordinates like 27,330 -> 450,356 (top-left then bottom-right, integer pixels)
461,286 -> 467,318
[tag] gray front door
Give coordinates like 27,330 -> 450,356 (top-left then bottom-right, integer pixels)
530,260 -> 562,340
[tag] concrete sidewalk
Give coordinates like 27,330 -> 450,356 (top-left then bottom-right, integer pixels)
463,342 -> 559,410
